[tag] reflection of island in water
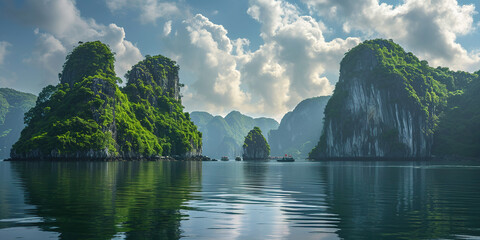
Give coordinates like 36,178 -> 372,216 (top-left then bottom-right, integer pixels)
243,162 -> 268,186
318,161 -> 480,239
11,161 -> 201,240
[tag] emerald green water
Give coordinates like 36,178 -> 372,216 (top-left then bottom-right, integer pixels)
1,160 -> 480,239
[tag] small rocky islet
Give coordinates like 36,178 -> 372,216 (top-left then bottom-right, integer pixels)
242,126 -> 270,160
190,110 -> 278,159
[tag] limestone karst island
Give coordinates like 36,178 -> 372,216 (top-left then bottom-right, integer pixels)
9,41 -> 202,160
309,39 -> 480,159
4,39 -> 479,161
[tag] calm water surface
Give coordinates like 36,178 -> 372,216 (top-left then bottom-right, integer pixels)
1,160 -> 480,239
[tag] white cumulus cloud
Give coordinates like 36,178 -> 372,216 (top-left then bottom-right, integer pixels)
106,0 -> 183,24
106,0 -> 127,11
163,20 -> 172,36
164,0 -> 360,119
24,32 -> 67,86
140,0 -> 181,24
303,0 -> 480,71
8,0 -> 143,87
165,14 -> 251,114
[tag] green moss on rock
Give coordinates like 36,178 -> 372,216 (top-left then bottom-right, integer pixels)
242,127 -> 270,160
11,41 -> 201,160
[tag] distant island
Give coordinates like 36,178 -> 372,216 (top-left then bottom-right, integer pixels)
191,97 -> 334,160
9,41 -> 202,161
190,110 -> 278,159
309,39 -> 480,160
243,127 -> 270,160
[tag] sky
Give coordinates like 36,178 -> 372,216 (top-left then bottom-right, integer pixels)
0,0 -> 479,120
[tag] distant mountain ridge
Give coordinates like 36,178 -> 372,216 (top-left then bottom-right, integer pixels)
190,111 -> 279,159
269,96 -> 330,159
0,88 -> 36,159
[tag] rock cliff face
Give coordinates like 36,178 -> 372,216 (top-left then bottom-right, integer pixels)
322,78 -> 430,157
243,127 -> 270,160
269,96 -> 330,158
309,39 -> 469,159
11,41 -> 201,160
190,111 -> 278,159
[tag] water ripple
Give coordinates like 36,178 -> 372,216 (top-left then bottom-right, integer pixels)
1,160 -> 480,239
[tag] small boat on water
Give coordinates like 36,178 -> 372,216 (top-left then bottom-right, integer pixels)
221,156 -> 229,161
235,156 -> 242,161
277,154 -> 295,162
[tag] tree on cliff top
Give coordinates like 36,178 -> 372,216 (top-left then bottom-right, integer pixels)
59,41 -> 118,85
243,126 -> 270,160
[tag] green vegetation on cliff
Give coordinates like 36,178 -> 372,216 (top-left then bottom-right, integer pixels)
333,39 -> 453,125
123,55 -> 201,155
11,41 -> 201,159
310,39 -> 479,158
243,127 -> 270,160
0,88 -> 36,159
59,41 -> 118,85
433,76 -> 480,157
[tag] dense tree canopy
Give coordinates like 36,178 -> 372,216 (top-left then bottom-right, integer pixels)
243,126 -> 270,160
12,41 -> 201,159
